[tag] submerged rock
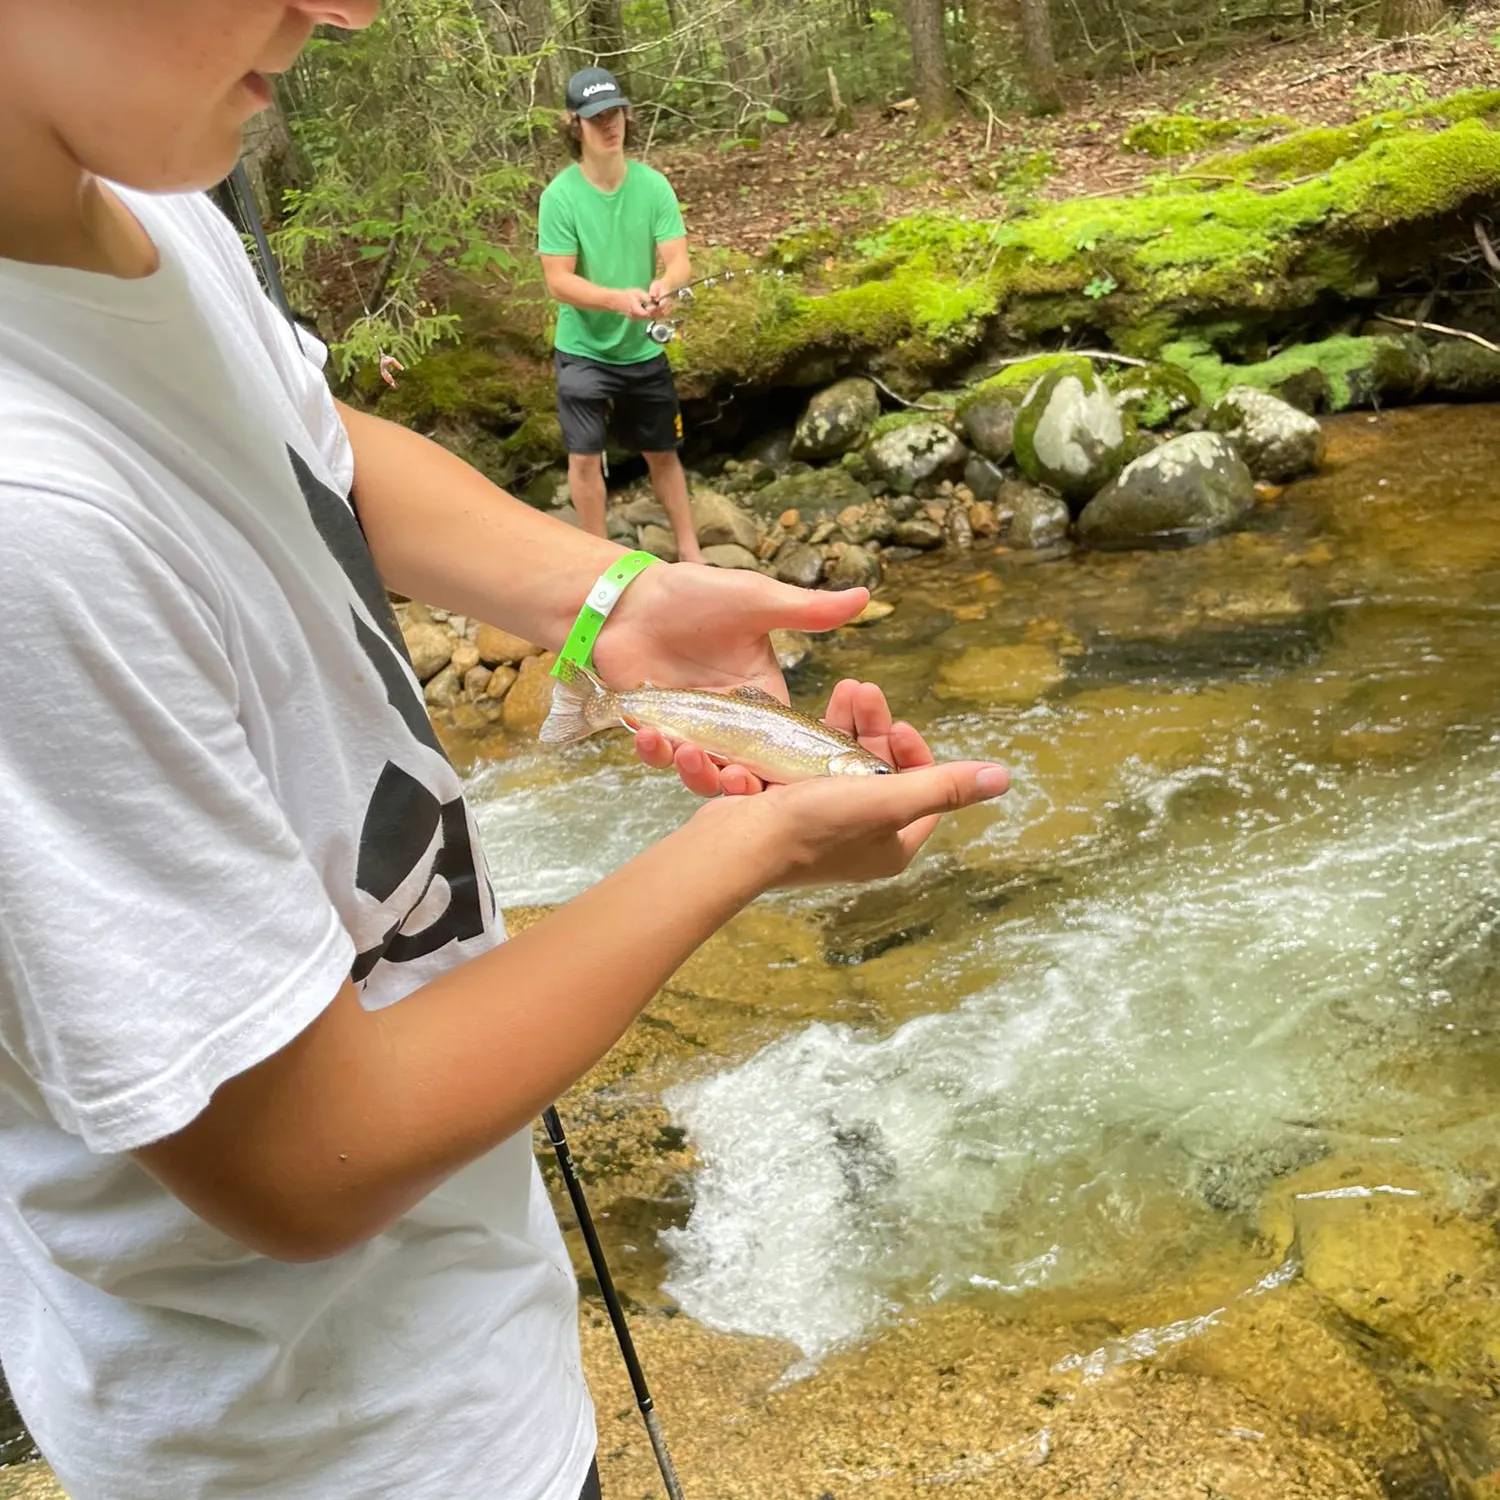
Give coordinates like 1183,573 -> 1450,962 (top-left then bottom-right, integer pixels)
1207,386 -> 1326,483
866,421 -> 967,492
892,517 -> 945,550
769,628 -> 813,672
500,652 -> 558,735
960,396 -> 1018,463
790,377 -> 881,460
1013,364 -> 1127,505
1078,432 -> 1254,549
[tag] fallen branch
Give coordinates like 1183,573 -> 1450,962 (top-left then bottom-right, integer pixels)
1376,313 -> 1500,354
1475,219 -> 1500,276
1286,39 -> 1396,87
985,348 -> 1154,371
864,372 -> 948,411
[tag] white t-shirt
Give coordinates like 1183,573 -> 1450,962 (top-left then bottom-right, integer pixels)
0,188 -> 594,1500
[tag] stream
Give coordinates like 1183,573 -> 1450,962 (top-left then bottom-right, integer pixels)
464,404 -> 1500,1486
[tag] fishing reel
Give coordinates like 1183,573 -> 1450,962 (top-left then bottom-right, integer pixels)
644,267 -> 784,345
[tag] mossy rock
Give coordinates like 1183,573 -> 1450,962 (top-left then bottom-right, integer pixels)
1106,362 -> 1203,429
1161,333 -> 1429,412
1428,338 -> 1500,398
1013,363 -> 1127,504
372,345 -> 552,430
1122,114 -> 1294,158
745,467 -> 872,520
956,354 -> 1094,414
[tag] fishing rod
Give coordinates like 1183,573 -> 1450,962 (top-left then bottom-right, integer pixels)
646,266 -> 786,345
223,159 -> 689,1500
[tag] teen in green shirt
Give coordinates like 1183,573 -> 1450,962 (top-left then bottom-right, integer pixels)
539,68 -> 703,563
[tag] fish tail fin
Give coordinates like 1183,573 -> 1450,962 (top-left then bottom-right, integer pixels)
539,660 -> 613,744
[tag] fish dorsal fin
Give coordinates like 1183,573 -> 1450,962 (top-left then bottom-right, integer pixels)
730,684 -> 782,706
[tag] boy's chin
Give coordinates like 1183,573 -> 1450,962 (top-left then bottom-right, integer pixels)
116,131 -> 246,196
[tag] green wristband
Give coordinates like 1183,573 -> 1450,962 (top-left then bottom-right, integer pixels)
551,550 -> 660,679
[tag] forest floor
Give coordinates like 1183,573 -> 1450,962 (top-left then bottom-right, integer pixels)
653,6 -> 1500,257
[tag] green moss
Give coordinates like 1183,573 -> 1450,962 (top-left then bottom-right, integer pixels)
1122,114 -> 1294,158
1201,86 -> 1500,182
867,408 -> 951,438
956,354 -> 1092,413
1159,333 -> 1426,411
1105,362 -> 1203,427
373,345 -> 549,428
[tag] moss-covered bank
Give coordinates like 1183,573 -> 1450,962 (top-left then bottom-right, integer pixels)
369,89 -> 1500,486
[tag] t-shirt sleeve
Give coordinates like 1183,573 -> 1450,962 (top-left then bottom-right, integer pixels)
0,487 -> 356,1156
653,173 -> 687,244
538,186 -> 579,258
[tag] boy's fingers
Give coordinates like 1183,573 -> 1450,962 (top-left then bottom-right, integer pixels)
868,761 -> 1009,826
673,744 -> 725,798
719,765 -> 766,797
851,681 -> 893,743
635,729 -> 676,771
822,679 -> 860,735
888,721 -> 936,771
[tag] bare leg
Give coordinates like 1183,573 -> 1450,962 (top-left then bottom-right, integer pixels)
643,449 -> 703,564
568,453 -> 608,539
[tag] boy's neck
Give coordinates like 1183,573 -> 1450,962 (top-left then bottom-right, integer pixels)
579,148 -> 628,193
0,116 -> 157,276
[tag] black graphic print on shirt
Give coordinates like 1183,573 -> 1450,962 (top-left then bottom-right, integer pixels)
289,447 -> 493,986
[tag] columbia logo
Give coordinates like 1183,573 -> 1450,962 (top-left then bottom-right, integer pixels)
582,82 -> 616,97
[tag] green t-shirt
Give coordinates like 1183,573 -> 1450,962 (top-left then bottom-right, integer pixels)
538,161 -> 687,366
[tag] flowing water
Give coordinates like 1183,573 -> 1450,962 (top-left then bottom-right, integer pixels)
469,406 -> 1500,1480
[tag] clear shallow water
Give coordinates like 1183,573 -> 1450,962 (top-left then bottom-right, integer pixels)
469,405 -> 1500,1366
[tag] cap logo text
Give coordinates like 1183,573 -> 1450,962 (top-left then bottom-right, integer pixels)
582,82 -> 617,97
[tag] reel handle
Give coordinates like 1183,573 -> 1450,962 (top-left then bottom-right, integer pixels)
646,320 -> 676,345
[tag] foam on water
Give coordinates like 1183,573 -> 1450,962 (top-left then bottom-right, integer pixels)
658,744 -> 1500,1360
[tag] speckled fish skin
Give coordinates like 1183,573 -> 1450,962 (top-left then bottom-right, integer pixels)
540,665 -> 895,783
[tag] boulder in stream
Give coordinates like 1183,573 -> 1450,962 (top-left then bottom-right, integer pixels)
747,467 -> 871,521
1207,386 -> 1325,483
1013,363 -> 1127,505
702,543 -> 762,571
962,453 -> 1006,503
866,421 -> 967,492
1428,339 -> 1500,398
824,542 -> 883,590
1078,432 -> 1253,549
790,377 -> 881,460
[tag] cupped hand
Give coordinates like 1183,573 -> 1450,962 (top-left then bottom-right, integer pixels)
590,561 -> 874,793
694,757 -> 1010,890
635,676 -> 928,797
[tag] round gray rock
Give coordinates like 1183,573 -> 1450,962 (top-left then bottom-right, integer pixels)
963,454 -> 1006,503
1206,385 -> 1325,483
791,377 -> 881,460
960,397 -> 1018,463
893,517 -> 945,551
824,543 -> 883,590
1077,432 -> 1254,549
1013,365 -> 1127,505
867,421 -> 967,492
1000,482 -> 1071,549
689,489 -> 758,552
702,543 -> 762,570
773,541 -> 825,588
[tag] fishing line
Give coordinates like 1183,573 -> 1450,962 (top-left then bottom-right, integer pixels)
222,159 -> 690,1500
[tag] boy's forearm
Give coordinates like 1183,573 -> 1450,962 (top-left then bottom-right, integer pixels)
546,269 -> 626,314
338,399 -> 620,649
138,803 -> 782,1261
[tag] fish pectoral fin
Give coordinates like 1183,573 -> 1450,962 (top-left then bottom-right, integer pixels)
729,684 -> 782,706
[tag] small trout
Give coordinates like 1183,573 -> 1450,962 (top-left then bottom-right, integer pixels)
540,664 -> 895,782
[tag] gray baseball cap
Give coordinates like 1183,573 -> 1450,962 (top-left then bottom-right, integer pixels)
566,67 -> 630,119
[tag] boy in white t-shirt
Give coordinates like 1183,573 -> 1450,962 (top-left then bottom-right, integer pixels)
0,5 -> 1008,1499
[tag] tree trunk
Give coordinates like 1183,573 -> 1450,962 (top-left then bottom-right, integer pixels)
587,0 -> 628,88
1377,0 -> 1449,34
518,0 -> 561,106
1017,0 -> 1062,113
906,0 -> 957,124
241,82 -> 300,224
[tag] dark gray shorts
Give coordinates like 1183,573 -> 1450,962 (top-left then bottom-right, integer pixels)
554,349 -> 683,456
577,1457 -> 602,1499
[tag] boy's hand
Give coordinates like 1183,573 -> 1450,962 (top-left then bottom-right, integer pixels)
647,277 -> 673,309
697,755 -> 1009,888
615,287 -> 654,319
592,562 -> 873,794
